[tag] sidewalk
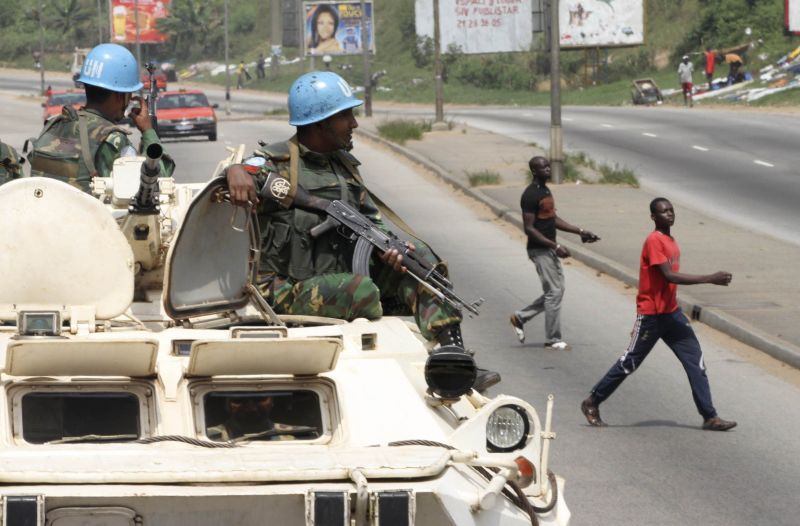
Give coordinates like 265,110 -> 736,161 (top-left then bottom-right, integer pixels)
355,117 -> 800,370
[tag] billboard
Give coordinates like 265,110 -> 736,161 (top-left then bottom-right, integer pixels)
109,0 -> 170,44
787,0 -> 800,35
303,1 -> 375,56
560,0 -> 644,48
415,0 -> 533,54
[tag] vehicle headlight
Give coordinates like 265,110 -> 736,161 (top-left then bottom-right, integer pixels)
486,404 -> 529,452
424,345 -> 476,399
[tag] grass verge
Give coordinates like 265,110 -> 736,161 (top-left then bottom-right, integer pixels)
466,170 -> 502,187
376,119 -> 431,144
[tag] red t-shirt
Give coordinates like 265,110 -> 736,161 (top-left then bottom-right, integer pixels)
636,231 -> 680,315
705,51 -> 715,75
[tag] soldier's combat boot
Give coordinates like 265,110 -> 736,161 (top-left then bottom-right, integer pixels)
436,324 -> 501,393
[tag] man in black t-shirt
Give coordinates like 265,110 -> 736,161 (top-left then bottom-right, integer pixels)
510,156 -> 600,349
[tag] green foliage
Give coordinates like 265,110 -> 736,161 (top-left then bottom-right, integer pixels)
598,164 -> 639,187
453,53 -> 535,91
376,119 -> 430,145
466,170 -> 502,187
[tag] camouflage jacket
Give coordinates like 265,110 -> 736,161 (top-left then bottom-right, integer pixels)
247,136 -> 385,282
28,106 -> 174,193
0,140 -> 22,185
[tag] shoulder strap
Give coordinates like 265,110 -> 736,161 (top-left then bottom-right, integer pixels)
286,136 -> 300,204
77,111 -> 97,177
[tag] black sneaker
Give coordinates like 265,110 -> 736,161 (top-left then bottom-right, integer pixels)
474,368 -> 501,393
510,314 -> 525,343
581,397 -> 607,427
702,417 -> 737,431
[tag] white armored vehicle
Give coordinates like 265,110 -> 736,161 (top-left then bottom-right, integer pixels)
0,173 -> 570,525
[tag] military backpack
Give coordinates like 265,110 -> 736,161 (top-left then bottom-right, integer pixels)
26,106 -> 128,193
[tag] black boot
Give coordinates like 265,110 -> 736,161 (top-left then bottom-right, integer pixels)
436,325 -> 501,393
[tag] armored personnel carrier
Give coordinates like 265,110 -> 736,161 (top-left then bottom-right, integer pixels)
0,173 -> 570,525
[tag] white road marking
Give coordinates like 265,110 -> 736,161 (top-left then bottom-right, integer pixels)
563,117 -> 574,122
602,124 -> 614,128
522,112 -> 534,117
754,160 -> 774,168
692,145 -> 709,151
642,132 -> 657,137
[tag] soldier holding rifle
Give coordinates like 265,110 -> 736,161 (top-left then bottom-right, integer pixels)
225,71 -> 500,393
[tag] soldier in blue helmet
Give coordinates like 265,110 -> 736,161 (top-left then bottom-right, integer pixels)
27,43 -> 174,193
225,71 -> 500,393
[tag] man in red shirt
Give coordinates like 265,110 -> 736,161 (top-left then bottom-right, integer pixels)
705,47 -> 716,88
580,198 -> 737,431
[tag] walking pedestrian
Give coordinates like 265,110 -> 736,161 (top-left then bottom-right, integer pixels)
580,197 -> 737,431
678,55 -> 694,107
509,156 -> 600,350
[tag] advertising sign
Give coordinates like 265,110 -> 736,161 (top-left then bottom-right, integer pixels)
415,0 -> 532,54
303,1 -> 375,56
787,0 -> 800,35
560,0 -> 644,48
109,0 -> 170,44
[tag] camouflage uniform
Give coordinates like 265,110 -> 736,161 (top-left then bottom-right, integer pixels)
247,137 -> 461,340
28,106 -> 174,194
0,140 -> 22,185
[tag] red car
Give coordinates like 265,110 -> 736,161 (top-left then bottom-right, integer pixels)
41,90 -> 86,123
142,69 -> 168,91
155,89 -> 218,141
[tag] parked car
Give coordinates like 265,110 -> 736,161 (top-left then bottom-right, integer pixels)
156,89 -> 218,141
41,89 -> 86,123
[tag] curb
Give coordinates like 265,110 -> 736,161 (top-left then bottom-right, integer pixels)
356,128 -> 800,370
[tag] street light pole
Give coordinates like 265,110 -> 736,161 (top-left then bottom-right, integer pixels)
224,0 -> 231,115
270,0 -> 280,79
432,0 -> 445,126
134,0 -> 142,67
38,5 -> 46,96
360,0 -> 372,117
549,0 -> 563,184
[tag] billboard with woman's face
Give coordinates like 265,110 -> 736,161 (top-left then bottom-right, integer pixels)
304,1 -> 375,56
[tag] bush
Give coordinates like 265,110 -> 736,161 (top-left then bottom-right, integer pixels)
453,54 -> 534,91
598,164 -> 639,186
377,119 -> 428,144
466,170 -> 502,186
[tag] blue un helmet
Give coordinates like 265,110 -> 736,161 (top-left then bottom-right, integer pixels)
78,43 -> 143,92
288,71 -> 363,126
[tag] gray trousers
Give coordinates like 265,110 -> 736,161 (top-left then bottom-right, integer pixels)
515,248 -> 564,343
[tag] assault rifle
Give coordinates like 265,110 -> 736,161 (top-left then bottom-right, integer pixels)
258,173 -> 483,316
145,62 -> 158,131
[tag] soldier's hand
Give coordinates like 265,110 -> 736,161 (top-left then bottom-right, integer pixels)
129,96 -> 152,132
226,164 -> 259,206
708,271 -> 733,286
380,242 -> 415,273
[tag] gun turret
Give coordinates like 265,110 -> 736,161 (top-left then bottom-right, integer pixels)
130,143 -> 162,214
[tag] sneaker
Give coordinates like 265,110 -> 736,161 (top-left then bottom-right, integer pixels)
474,367 -> 501,393
509,314 -> 525,343
702,416 -> 737,431
545,341 -> 571,351
580,397 -> 607,427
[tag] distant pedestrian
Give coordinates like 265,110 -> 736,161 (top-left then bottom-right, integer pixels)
509,156 -> 600,350
704,47 -> 716,88
256,53 -> 266,80
236,61 -> 251,89
724,53 -> 744,85
580,197 -> 737,432
678,55 -> 694,107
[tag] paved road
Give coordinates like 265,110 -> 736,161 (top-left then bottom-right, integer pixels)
3,91 -> 800,525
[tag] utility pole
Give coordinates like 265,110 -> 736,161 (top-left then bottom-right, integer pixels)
134,0 -> 142,67
270,0 -> 281,79
360,0 -> 372,117
38,4 -> 46,96
224,0 -> 231,115
432,0 -> 445,128
548,0 -> 563,184
96,0 -> 103,43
